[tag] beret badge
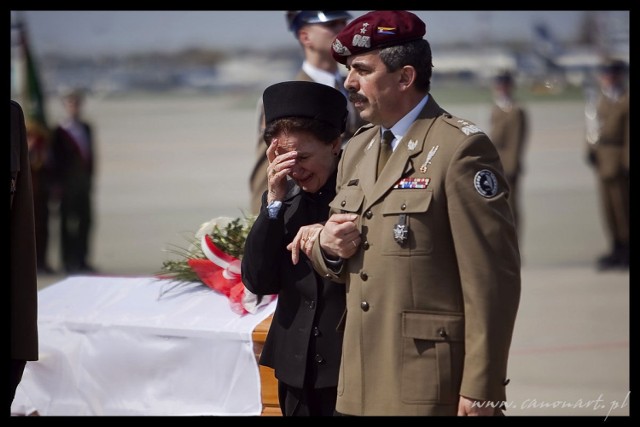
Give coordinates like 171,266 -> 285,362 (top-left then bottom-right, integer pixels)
332,38 -> 352,57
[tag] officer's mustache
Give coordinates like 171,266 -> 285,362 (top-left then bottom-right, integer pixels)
348,92 -> 367,104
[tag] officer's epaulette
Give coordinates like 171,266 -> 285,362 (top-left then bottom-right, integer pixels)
441,113 -> 486,137
352,122 -> 375,137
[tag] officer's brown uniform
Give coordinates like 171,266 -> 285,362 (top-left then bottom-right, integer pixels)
586,87 -> 629,266
311,96 -> 521,415
489,100 -> 528,234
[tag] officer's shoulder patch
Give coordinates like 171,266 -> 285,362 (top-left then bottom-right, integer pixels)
441,114 -> 485,136
474,169 -> 499,198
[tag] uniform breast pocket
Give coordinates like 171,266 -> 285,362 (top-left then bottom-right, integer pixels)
381,190 -> 433,256
400,310 -> 464,405
330,186 -> 364,216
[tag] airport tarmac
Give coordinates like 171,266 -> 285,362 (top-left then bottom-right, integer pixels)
34,92 -> 629,417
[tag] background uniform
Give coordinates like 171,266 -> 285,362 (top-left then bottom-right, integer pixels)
585,60 -> 629,270
489,73 -> 528,237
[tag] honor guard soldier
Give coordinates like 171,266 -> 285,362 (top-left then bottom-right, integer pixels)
489,70 -> 529,239
585,59 -> 629,270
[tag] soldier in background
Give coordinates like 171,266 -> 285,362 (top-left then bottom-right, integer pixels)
584,59 -> 629,270
249,10 -> 367,214
50,89 -> 98,273
489,70 -> 528,239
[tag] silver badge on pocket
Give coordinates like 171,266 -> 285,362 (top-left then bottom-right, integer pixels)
393,214 -> 409,246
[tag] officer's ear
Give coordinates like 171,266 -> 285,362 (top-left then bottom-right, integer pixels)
298,27 -> 312,48
398,65 -> 417,92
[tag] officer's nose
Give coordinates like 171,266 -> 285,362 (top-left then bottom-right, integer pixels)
344,70 -> 357,92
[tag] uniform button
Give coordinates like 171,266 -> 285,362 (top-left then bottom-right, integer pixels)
308,300 -> 316,309
341,200 -> 346,207
313,327 -> 320,337
362,241 -> 370,250
359,271 -> 368,281
365,210 -> 373,219
401,203 -> 407,210
315,354 -> 324,364
360,301 -> 370,311
438,327 -> 447,338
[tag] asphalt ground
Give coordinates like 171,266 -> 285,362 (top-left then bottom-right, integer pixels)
34,91 -> 629,417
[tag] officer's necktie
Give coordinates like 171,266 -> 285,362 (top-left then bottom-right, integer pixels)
377,130 -> 395,179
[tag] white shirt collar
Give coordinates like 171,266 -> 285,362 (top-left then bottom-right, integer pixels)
384,94 -> 430,150
302,61 -> 342,88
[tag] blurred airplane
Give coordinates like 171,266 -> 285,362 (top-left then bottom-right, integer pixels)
432,12 -> 628,94
521,17 -> 629,92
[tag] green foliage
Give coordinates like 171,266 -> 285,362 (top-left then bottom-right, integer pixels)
158,215 -> 256,284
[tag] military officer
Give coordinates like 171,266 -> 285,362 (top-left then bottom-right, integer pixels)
303,10 -> 521,416
489,70 -> 529,238
585,59 -> 629,270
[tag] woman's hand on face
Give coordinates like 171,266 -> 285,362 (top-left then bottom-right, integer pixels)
287,223 -> 324,265
266,139 -> 297,204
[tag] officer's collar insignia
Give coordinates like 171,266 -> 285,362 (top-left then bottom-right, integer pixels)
474,169 -> 499,198
461,124 -> 482,135
366,138 -> 376,150
419,145 -> 439,173
407,139 -> 418,151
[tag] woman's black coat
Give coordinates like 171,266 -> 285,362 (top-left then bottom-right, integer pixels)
242,172 -> 345,389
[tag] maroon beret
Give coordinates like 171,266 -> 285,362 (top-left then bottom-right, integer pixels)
332,10 -> 426,64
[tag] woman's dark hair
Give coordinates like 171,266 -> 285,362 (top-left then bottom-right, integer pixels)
263,116 -> 341,145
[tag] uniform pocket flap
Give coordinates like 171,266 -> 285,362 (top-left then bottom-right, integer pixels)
330,187 -> 364,213
383,190 -> 432,215
402,310 -> 464,341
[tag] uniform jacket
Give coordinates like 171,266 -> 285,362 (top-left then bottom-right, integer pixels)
10,100 -> 39,361
489,102 -> 527,182
587,90 -> 629,180
310,96 -> 521,415
242,172 -> 345,389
